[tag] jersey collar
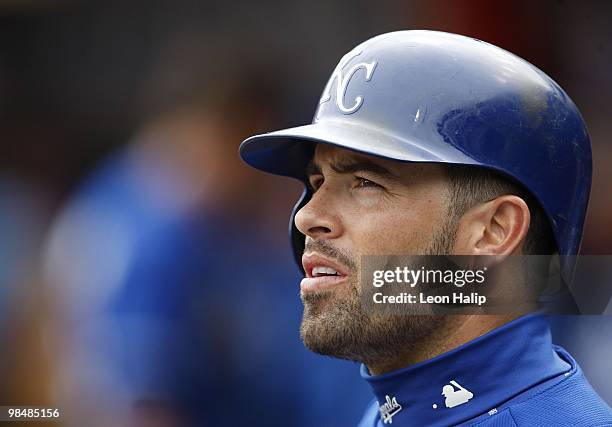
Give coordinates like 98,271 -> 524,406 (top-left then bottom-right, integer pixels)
361,314 -> 570,426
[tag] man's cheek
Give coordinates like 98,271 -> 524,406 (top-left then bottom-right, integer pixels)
364,228 -> 417,255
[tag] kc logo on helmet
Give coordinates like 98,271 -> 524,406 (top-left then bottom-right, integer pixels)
317,49 -> 377,119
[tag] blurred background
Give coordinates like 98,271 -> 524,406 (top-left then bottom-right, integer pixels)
0,0 -> 611,426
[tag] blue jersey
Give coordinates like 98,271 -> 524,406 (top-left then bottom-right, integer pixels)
357,314 -> 612,426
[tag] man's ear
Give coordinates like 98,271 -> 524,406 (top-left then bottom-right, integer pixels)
453,195 -> 530,258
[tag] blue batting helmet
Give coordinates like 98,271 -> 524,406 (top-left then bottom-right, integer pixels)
239,30 -> 592,271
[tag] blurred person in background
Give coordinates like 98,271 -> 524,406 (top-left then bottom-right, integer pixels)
42,40 -> 370,427
0,177 -> 54,415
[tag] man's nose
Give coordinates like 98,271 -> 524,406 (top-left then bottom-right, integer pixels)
294,186 -> 343,241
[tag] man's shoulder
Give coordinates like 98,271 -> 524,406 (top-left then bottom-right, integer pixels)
471,361 -> 612,427
502,369 -> 611,426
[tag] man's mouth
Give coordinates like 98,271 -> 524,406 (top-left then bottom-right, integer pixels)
301,253 -> 350,293
312,266 -> 341,277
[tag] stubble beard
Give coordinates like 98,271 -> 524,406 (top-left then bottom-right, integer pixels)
299,219 -> 456,367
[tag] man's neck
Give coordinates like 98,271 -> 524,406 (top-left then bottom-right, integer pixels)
366,314 -> 519,376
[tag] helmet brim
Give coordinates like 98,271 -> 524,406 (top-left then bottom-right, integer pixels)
239,120 -> 479,180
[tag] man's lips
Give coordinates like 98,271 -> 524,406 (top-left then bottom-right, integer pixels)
300,253 -> 350,292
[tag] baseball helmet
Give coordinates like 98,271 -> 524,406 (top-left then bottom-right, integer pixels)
239,30 -> 591,273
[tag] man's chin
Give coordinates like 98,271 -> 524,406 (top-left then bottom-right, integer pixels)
299,294 -> 447,366
299,317 -> 355,361
299,289 -> 374,362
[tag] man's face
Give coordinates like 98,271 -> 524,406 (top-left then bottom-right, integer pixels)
295,144 -> 456,365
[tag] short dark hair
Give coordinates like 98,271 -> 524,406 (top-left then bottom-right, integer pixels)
444,165 -> 557,255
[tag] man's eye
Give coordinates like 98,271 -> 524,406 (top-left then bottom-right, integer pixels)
356,177 -> 381,189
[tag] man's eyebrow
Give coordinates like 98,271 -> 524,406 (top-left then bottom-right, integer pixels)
330,159 -> 400,181
305,157 -> 400,181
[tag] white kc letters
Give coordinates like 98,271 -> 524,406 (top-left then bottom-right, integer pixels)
317,49 -> 377,118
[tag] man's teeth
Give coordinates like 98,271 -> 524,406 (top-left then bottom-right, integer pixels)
312,266 -> 339,277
